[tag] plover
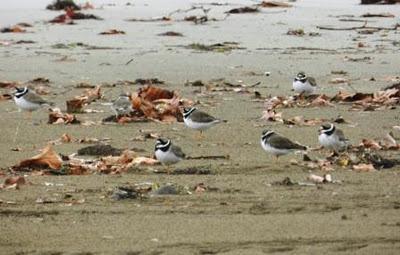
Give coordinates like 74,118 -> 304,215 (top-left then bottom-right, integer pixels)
155,138 -> 185,173
318,123 -> 349,152
293,72 -> 317,96
111,93 -> 133,117
182,107 -> 221,138
261,130 -> 307,158
13,87 -> 52,112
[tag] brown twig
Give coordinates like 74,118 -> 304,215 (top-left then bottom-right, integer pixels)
317,22 -> 399,31
186,155 -> 230,160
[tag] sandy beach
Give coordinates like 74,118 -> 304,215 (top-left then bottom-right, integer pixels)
0,0 -> 400,254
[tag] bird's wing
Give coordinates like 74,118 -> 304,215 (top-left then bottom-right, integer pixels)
171,145 -> 186,158
336,129 -> 348,142
307,77 -> 317,87
191,110 -> 218,123
269,134 -> 306,150
24,91 -> 49,105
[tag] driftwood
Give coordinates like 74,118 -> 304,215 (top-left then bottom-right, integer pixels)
186,155 -> 230,160
317,22 -> 399,31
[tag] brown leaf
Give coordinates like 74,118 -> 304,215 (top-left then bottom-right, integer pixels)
1,25 -> 26,33
0,81 -> 18,88
360,139 -> 382,150
66,98 -> 85,113
352,163 -> 376,172
310,94 -> 334,107
15,145 -> 63,170
259,1 -> 292,8
261,109 -> 283,122
3,176 -> 26,189
48,108 -> 80,124
61,133 -> 72,143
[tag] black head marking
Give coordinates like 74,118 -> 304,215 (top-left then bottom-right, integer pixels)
14,87 -> 28,98
155,138 -> 171,152
261,130 -> 275,141
295,72 -> 307,82
183,107 -> 196,118
320,123 -> 335,136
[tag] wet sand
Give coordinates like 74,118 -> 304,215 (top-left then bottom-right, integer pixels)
1,0 -> 400,254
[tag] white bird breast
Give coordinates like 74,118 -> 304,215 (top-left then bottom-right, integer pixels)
155,149 -> 182,165
14,96 -> 41,111
260,139 -> 290,156
184,117 -> 218,131
292,80 -> 315,95
318,133 -> 344,151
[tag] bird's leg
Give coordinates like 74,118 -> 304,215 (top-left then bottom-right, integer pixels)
195,131 -> 203,140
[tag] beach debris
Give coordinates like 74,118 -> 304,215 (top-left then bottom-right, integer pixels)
103,85 -> 192,123
271,177 -> 296,186
99,29 -> 126,35
153,184 -> 179,195
329,77 -> 349,84
352,163 -> 376,171
66,86 -> 102,113
185,42 -> 244,53
317,22 -> 399,31
360,12 -> 395,18
261,109 -> 283,122
133,78 -> 165,85
77,144 -> 123,156
158,31 -> 183,37
0,93 -> 12,100
283,116 -> 325,126
286,29 -> 320,37
49,7 -> 102,24
263,86 -> 399,112
0,81 -> 18,89
154,165 -> 213,175
111,187 -> 139,200
307,174 -> 333,183
361,0 -> 400,4
12,144 -> 63,171
194,183 -> 207,193
258,1 -> 293,8
49,133 -> 72,145
0,176 -> 26,190
226,7 -> 259,14
0,25 -> 26,33
48,108 -> 80,124
46,0 -> 81,11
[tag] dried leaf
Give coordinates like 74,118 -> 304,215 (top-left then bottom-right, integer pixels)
48,108 -> 80,124
329,77 -> 348,84
259,1 -> 292,8
360,139 -> 382,150
352,163 -> 376,171
15,144 -> 63,170
2,176 -> 26,189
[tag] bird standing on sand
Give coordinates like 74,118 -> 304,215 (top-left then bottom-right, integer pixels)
318,123 -> 349,153
293,72 -> 317,96
111,93 -> 133,118
155,138 -> 186,174
260,130 -> 307,159
13,87 -> 52,112
183,107 -> 222,139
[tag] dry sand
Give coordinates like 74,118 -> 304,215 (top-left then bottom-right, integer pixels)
0,0 -> 400,254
